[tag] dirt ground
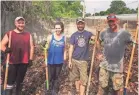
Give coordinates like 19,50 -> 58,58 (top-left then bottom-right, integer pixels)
20,42 -> 138,95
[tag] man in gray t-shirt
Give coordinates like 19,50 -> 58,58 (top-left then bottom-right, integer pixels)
99,28 -> 132,72
97,14 -> 133,95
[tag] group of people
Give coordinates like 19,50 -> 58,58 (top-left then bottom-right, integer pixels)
0,13 -> 135,95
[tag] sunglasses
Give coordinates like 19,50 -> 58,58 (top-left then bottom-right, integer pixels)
107,15 -> 116,19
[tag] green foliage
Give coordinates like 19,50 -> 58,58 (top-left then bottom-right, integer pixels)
85,13 -> 91,17
50,1 -> 82,18
99,11 -> 105,15
109,0 -> 126,14
28,1 -> 83,19
31,1 -> 52,19
1,1 -> 82,20
95,0 -> 137,16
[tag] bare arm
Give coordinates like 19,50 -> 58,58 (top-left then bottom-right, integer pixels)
96,32 -> 104,61
0,34 -> 9,51
69,44 -> 74,63
29,34 -> 34,60
64,37 -> 67,61
68,43 -> 74,69
46,35 -> 52,49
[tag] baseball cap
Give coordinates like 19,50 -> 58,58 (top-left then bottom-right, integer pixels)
76,17 -> 85,23
107,14 -> 117,21
15,16 -> 25,22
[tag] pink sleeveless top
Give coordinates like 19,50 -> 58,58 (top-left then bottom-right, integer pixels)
7,30 -> 30,64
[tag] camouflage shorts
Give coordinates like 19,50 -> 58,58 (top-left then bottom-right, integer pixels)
69,59 -> 88,86
99,68 -> 123,90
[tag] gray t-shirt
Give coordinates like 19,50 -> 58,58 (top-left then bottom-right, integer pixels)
99,28 -> 132,72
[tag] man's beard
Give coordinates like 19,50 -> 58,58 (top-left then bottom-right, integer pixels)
16,27 -> 24,32
78,27 -> 84,31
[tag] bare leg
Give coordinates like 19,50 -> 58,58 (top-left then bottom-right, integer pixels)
75,80 -> 80,92
97,86 -> 104,95
80,84 -> 85,95
97,86 -> 109,95
113,89 -> 123,95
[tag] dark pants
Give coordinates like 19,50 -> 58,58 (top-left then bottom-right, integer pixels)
48,64 -> 63,91
7,64 -> 28,85
3,64 -> 28,95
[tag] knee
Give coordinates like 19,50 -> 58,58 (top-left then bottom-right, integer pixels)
113,88 -> 123,92
80,78 -> 87,86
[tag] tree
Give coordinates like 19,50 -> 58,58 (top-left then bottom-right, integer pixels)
94,13 -> 100,16
85,13 -> 91,17
99,11 -> 106,16
95,0 -> 137,16
109,0 -> 126,14
50,1 -> 82,18
1,1 -> 83,21
130,9 -> 137,13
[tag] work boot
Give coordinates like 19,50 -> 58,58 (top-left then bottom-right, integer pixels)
112,89 -> 123,95
97,86 -> 109,95
53,80 -> 59,94
51,89 -> 57,95
46,80 -> 54,95
5,89 -> 13,95
16,84 -> 23,95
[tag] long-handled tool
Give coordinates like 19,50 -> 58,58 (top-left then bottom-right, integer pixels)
44,43 -> 49,91
124,24 -> 138,95
124,5 -> 139,95
3,31 -> 12,94
86,30 -> 100,95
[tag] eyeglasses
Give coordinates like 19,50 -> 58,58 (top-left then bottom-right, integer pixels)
107,15 -> 116,19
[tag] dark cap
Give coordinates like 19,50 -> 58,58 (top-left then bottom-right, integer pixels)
107,14 -> 117,21
76,17 -> 85,23
15,16 -> 25,22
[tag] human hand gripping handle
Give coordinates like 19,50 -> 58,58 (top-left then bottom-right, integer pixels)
5,47 -> 12,54
28,60 -> 33,67
96,53 -> 103,61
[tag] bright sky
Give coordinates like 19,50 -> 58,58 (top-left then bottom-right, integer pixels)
84,0 -> 138,14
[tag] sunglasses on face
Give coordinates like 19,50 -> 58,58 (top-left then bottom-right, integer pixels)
107,15 -> 116,19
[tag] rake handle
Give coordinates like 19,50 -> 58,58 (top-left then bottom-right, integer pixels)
44,44 -> 49,90
4,31 -> 12,90
124,25 -> 138,94
86,31 -> 100,95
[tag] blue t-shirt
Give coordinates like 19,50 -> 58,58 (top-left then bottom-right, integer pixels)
47,34 -> 65,64
70,30 -> 93,60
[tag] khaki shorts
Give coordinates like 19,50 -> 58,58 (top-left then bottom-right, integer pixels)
99,68 -> 123,90
69,59 -> 88,86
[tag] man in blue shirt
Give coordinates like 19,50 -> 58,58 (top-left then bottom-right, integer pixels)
68,17 -> 94,95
